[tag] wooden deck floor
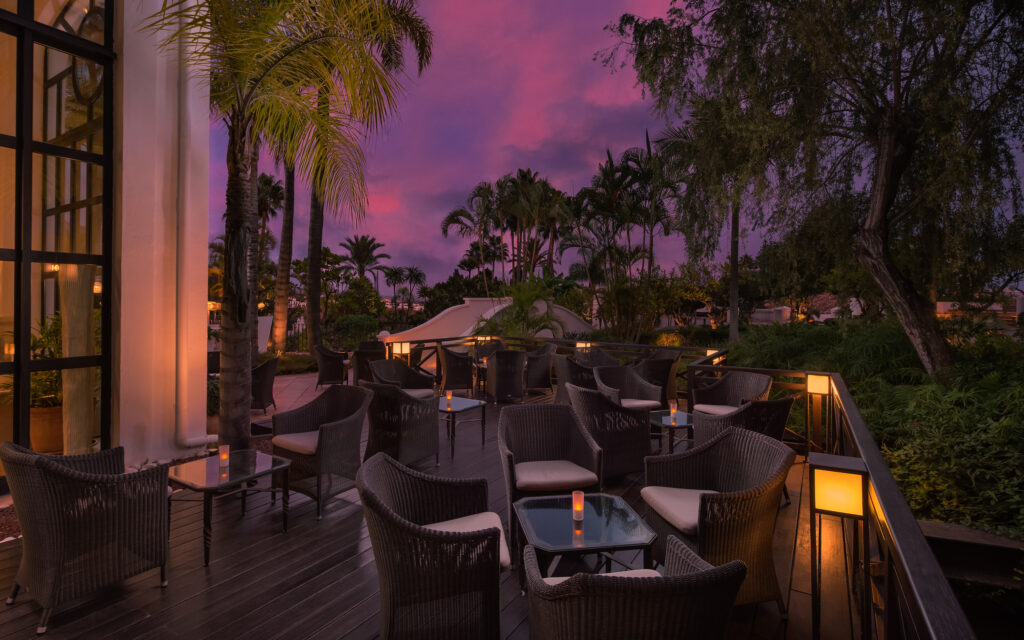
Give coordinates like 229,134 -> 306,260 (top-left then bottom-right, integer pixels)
0,374 -> 856,639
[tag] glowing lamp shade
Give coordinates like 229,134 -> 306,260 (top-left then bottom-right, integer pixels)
393,342 -> 410,356
808,453 -> 867,517
572,491 -> 585,521
806,374 -> 831,396
706,348 -> 717,356
575,341 -> 591,349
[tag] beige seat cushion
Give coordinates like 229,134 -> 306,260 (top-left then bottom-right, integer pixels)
404,387 -> 435,400
542,568 -> 661,586
424,511 -> 510,570
641,486 -> 719,535
621,398 -> 662,410
515,460 -> 599,492
692,403 -> 737,416
272,431 -> 318,455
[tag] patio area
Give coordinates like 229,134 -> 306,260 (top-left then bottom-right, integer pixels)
0,372 -> 852,640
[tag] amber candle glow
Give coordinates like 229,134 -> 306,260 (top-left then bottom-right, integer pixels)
572,490 -> 584,521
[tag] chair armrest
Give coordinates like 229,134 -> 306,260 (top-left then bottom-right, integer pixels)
635,377 -> 662,402
595,378 -> 621,405
408,369 -> 435,389
664,536 -> 714,576
644,445 -> 714,490
691,375 -> 730,406
51,446 -> 126,475
272,398 -> 322,436
569,427 -> 603,485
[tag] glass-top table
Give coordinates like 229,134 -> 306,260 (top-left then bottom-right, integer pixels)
169,450 -> 290,566
649,409 -> 694,453
438,396 -> 487,458
513,493 -> 656,577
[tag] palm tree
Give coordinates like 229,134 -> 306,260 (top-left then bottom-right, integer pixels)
338,234 -> 391,288
441,181 -> 496,297
382,265 -> 406,314
250,173 -> 284,359
269,164 -> 295,353
147,0 -> 432,448
405,266 -> 426,320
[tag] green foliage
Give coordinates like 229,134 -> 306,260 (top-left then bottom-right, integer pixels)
333,276 -> 385,317
257,352 -> 316,375
421,270 -> 489,319
326,314 -> 379,350
727,321 -> 1024,539
475,279 -> 563,338
206,376 -> 219,416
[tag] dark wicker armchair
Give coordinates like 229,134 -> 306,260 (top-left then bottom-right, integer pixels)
314,344 -> 348,387
438,346 -> 475,394
498,404 -> 603,559
251,356 -> 279,413
524,342 -> 555,392
566,383 -> 650,479
360,380 -> 440,467
642,427 -> 795,610
523,536 -> 746,640
593,365 -> 663,411
486,349 -> 526,403
370,358 -> 435,399
1,443 -> 169,635
352,340 -> 387,383
357,453 -> 507,640
574,345 -> 618,367
270,384 -> 372,520
632,351 -> 681,408
691,371 -> 772,416
552,354 -> 597,404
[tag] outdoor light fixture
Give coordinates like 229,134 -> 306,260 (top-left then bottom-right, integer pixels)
46,264 -> 59,273
806,374 -> 831,396
391,341 -> 410,359
576,341 -> 591,350
572,490 -> 585,522
2,343 -> 13,358
92,280 -> 102,294
809,452 -> 871,640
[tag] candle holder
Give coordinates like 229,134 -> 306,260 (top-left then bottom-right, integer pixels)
572,520 -> 584,548
445,390 -> 452,409
572,490 -> 584,522
669,402 -> 678,426
218,444 -> 230,469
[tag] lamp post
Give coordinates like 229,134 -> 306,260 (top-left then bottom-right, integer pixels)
809,452 -> 871,640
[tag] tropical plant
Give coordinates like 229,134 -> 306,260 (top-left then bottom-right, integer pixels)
442,181 -> 497,296
474,279 -> 564,338
404,265 -> 426,321
338,234 -> 391,287
148,0 -> 433,447
269,164 -> 295,353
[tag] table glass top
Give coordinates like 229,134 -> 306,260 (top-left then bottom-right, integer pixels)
513,493 -> 655,553
438,395 -> 486,413
650,409 -> 693,428
169,449 -> 290,491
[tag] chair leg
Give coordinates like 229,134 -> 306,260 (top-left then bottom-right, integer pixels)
160,565 -> 168,587
36,608 -> 51,635
782,485 -> 791,507
6,582 -> 19,604
776,593 -> 788,618
316,475 -> 323,521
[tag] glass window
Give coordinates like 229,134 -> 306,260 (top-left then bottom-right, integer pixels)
32,153 -> 103,254
30,262 -> 102,359
0,261 -> 12,362
33,42 -> 104,153
35,0 -> 104,45
0,1 -> 16,14
0,147 -> 12,250
30,365 -> 100,454
0,33 -> 14,136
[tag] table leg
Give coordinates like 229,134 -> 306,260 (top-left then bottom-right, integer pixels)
668,428 -> 676,454
448,413 -> 456,458
643,546 -> 652,569
203,492 -> 213,567
281,468 -> 289,533
240,488 -> 247,515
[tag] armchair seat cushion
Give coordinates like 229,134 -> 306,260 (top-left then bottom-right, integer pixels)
514,460 -> 599,491
641,486 -> 719,535
692,403 -> 737,416
542,568 -> 660,585
404,387 -> 435,400
621,398 -> 661,410
425,511 -> 510,570
272,431 -> 318,455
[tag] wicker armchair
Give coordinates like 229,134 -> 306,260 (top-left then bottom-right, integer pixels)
1,443 -> 169,635
632,352 -> 681,408
498,404 -> 602,560
574,345 -> 618,368
691,371 -> 772,416
357,453 -> 507,640
486,349 -> 526,403
566,383 -> 650,479
270,385 -> 372,520
314,344 -> 348,387
474,338 -> 504,363
438,346 -> 475,394
524,342 -> 555,392
523,536 -> 746,640
370,358 -> 435,399
552,354 -> 597,404
352,340 -> 387,383
642,427 -> 795,610
594,366 -> 663,411
251,356 -> 279,413
360,380 -> 440,467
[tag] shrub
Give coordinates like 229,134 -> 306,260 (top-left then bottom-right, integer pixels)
206,376 -> 219,416
326,314 -> 379,350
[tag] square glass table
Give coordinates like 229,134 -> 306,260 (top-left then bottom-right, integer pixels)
438,395 -> 487,458
169,449 -> 290,566
513,493 -> 656,579
650,409 -> 694,453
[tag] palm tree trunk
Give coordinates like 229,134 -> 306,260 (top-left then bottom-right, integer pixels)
270,164 -> 295,353
478,228 -> 490,298
729,200 -> 740,343
247,143 -> 261,364
306,190 -> 324,353
220,113 -> 256,449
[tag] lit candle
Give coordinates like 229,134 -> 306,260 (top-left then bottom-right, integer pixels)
482,356 -> 487,366
669,402 -> 677,426
218,444 -> 230,467
446,390 -> 452,408
572,521 -> 584,548
572,490 -> 584,522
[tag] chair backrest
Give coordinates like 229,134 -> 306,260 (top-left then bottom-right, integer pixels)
475,339 -> 504,362
694,396 -> 796,445
575,346 -> 618,368
369,358 -> 412,387
359,380 -> 438,465
724,372 -> 773,405
353,342 -> 387,383
490,349 -> 526,398
438,346 -> 475,390
633,354 -> 680,406
498,403 -> 588,463
527,342 -> 556,357
566,383 -> 648,478
314,344 -> 347,385
706,427 -> 796,494
252,356 -> 279,409
552,354 -> 597,404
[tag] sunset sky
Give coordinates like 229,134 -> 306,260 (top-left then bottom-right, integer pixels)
207,0 -> 760,286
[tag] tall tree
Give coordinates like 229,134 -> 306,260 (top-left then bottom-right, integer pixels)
148,0 -> 429,448
269,164 -> 295,353
441,181 -> 497,297
251,172 -> 284,359
611,1 -> 1024,374
405,266 -> 426,320
382,265 -> 406,313
338,234 -> 391,285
